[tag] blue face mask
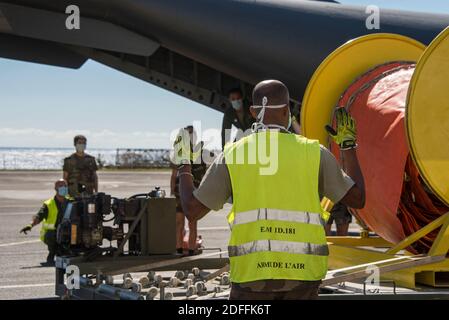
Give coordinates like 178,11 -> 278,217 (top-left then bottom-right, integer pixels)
75,144 -> 86,153
58,186 -> 68,197
231,99 -> 243,110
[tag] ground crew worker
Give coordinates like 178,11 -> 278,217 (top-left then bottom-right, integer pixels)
173,80 -> 365,300
221,88 -> 255,149
170,126 -> 208,256
325,202 -> 352,236
63,135 -> 98,197
19,179 -> 70,266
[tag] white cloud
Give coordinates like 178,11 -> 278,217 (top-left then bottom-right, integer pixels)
0,128 -> 114,137
0,126 -> 224,149
0,127 -> 172,148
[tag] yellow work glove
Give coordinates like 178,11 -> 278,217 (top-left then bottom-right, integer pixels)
173,128 -> 193,165
191,143 -> 203,165
325,108 -> 357,150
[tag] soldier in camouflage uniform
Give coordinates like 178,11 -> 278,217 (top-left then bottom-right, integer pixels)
19,179 -> 69,266
63,135 -> 98,197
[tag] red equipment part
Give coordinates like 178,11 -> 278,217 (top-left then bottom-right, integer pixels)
331,62 -> 448,253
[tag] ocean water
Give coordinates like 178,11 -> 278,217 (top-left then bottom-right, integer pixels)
0,148 -> 118,170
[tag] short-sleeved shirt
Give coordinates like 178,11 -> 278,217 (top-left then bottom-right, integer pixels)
63,153 -> 98,197
34,196 -> 68,228
192,141 -> 355,293
193,145 -> 354,211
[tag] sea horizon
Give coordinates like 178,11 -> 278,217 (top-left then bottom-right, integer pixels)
0,147 -> 172,170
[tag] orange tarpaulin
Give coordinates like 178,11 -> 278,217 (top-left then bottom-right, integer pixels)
331,62 -> 447,252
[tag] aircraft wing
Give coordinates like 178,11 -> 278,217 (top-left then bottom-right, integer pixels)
0,0 -> 448,112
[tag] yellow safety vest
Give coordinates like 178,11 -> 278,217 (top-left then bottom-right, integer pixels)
40,198 -> 59,242
224,131 -> 328,283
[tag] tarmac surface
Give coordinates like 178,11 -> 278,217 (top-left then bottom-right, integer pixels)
0,170 -> 360,300
0,170 -> 234,300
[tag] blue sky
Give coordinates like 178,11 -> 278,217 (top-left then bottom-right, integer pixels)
1,0 -> 448,149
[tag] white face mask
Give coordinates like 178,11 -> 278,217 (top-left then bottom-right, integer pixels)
251,96 -> 290,132
231,99 -> 243,110
76,144 -> 86,153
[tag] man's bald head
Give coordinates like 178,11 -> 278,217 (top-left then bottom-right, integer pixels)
252,80 -> 290,107
250,80 -> 291,128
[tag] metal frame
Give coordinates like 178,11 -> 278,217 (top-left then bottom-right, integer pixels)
55,251 -> 229,299
55,213 -> 449,299
319,292 -> 449,300
326,212 -> 449,289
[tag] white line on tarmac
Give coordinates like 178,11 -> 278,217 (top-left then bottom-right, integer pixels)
198,226 -> 229,231
0,212 -> 35,216
0,239 -> 40,247
0,283 -> 53,289
0,205 -> 39,208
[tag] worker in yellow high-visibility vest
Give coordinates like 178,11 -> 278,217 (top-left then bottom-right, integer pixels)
173,80 -> 365,300
20,179 -> 70,266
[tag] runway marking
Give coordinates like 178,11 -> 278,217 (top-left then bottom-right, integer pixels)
0,211 -> 35,216
0,283 -> 53,289
0,205 -> 39,208
0,239 -> 40,247
198,226 -> 229,231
